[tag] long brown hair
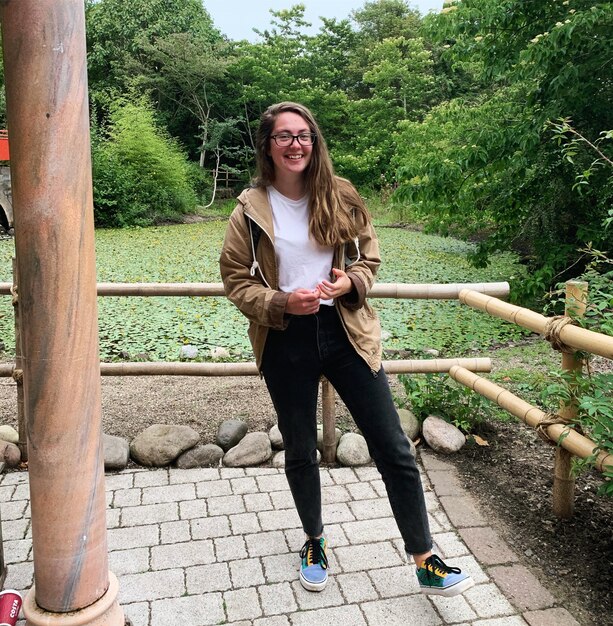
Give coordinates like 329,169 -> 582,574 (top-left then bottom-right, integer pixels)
254,102 -> 368,247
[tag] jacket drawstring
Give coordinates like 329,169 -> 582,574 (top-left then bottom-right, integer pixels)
247,216 -> 271,288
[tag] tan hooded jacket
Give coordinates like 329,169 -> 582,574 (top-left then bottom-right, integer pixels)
219,184 -> 382,372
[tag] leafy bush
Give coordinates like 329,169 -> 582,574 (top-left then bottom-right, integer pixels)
397,371 -> 493,434
92,97 -> 197,227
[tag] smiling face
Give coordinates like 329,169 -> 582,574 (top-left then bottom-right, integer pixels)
268,112 -> 313,184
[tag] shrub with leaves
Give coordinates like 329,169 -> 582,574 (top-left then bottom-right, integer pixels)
543,251 -> 613,496
397,371 -> 493,434
92,97 -> 197,227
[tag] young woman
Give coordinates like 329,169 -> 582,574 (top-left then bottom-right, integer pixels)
219,102 -> 473,597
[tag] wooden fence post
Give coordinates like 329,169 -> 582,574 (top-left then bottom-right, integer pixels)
552,280 -> 588,518
321,379 -> 337,463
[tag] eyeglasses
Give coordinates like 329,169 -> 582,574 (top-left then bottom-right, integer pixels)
270,132 -> 316,147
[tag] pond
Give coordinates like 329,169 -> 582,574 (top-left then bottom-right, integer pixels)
0,221 -> 529,361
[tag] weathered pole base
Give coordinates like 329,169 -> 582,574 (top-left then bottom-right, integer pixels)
23,572 -> 124,626
321,379 -> 337,464
552,447 -> 575,519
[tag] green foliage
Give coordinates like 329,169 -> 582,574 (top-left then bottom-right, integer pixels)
86,0 -> 219,96
542,369 -> 613,497
92,98 -> 197,227
397,372 -> 493,433
396,0 -> 613,301
542,251 -> 613,496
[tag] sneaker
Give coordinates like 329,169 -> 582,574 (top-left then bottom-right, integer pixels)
299,537 -> 328,592
416,554 -> 474,597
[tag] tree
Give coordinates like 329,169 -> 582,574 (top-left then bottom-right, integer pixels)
394,0 -> 613,300
136,32 -> 233,167
363,36 -> 435,119
86,0 -> 221,111
351,0 -> 421,42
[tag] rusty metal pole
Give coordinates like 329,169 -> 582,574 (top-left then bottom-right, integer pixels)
0,1 -> 124,623
552,280 -> 588,519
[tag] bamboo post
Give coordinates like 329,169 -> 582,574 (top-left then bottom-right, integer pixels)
1,1 -> 124,624
12,258 -> 27,461
321,379 -> 337,463
553,280 -> 588,518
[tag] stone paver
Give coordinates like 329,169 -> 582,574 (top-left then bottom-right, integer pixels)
439,494 -> 489,527
489,564 -> 556,611
2,455 -> 581,626
522,608 -> 581,626
458,526 -> 519,565
150,593 -> 225,626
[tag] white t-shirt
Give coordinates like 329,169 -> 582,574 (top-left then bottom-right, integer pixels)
268,185 -> 334,306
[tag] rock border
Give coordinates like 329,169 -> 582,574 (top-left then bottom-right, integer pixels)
0,410 -> 467,472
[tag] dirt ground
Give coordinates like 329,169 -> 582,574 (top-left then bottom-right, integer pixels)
0,368 -> 610,625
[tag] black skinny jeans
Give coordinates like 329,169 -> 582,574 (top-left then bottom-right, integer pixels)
261,304 -> 432,555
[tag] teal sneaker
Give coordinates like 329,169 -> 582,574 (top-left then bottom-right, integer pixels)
299,537 -> 328,592
416,554 -> 474,597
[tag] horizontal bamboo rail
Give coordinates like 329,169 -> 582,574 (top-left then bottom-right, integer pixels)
459,289 -> 613,360
0,281 -> 510,299
449,365 -> 613,473
0,357 -> 492,378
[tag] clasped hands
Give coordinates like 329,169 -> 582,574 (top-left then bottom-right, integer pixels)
285,268 -> 351,315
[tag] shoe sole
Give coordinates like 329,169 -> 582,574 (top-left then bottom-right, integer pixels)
300,572 -> 328,592
419,577 -> 475,597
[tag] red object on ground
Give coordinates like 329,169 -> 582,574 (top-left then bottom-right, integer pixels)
0,589 -> 22,626
0,130 -> 9,161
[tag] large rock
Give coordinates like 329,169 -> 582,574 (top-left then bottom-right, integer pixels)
398,408 -> 420,441
0,440 -> 20,467
217,419 -> 248,452
0,425 -> 19,444
422,415 -> 466,454
269,424 -> 284,450
103,433 -> 130,471
176,444 -> 224,469
316,424 -> 341,452
223,432 -> 272,467
271,449 -> 320,468
130,424 -> 200,467
271,450 -> 285,468
336,433 -> 371,466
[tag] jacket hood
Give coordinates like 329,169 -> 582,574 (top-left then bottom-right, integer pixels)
237,187 -> 274,240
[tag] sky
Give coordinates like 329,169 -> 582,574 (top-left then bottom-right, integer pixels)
203,1 -> 445,42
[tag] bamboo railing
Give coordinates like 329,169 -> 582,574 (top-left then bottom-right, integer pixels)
0,281 -> 511,299
2,280 -> 507,465
448,365 -> 613,473
459,288 -> 613,359
0,357 -> 492,379
457,285 -> 612,517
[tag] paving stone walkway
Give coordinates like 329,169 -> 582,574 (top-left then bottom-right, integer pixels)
1,451 -> 581,626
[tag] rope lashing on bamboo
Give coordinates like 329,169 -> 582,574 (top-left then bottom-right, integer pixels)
535,412 -> 570,444
543,315 -> 576,353
11,368 -> 23,384
10,284 -> 17,306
